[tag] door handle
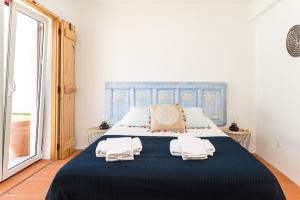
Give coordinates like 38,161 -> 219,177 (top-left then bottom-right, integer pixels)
8,81 -> 16,97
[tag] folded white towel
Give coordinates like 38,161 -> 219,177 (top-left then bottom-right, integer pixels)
106,137 -> 134,162
95,140 -> 107,157
170,138 -> 216,159
177,136 -> 208,160
132,137 -> 143,155
95,137 -> 143,161
106,153 -> 134,162
202,139 -> 216,156
170,139 -> 181,156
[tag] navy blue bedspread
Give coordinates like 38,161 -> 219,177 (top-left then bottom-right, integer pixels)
46,136 -> 285,200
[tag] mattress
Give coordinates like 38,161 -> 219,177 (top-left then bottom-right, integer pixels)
46,135 -> 285,200
105,118 -> 228,138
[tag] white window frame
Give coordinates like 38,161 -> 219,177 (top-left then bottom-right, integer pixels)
0,0 -> 5,182
1,0 -> 48,180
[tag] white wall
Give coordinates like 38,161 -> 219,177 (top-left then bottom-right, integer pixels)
250,0 -> 281,19
37,0 -> 75,22
72,0 -> 256,151
255,0 -> 300,185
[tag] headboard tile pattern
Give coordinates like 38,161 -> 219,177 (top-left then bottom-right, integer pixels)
106,82 -> 227,125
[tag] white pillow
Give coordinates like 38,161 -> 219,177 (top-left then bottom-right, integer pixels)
184,107 -> 210,128
118,107 -> 149,127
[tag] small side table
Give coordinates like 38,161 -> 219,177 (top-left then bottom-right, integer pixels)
222,128 -> 251,149
87,127 -> 111,144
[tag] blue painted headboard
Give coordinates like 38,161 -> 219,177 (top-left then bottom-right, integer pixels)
106,82 -> 227,126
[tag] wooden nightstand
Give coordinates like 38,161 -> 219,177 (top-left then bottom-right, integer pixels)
87,127 -> 111,144
222,128 -> 251,149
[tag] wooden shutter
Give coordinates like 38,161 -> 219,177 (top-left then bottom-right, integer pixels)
59,20 -> 77,159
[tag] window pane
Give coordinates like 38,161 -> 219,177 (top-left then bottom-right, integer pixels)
8,11 -> 44,169
4,5 -> 9,71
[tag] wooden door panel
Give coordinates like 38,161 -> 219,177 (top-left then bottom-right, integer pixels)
60,20 -> 76,159
64,85 -> 77,94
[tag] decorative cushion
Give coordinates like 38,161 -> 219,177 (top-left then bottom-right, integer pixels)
184,107 -> 210,128
149,104 -> 185,132
118,107 -> 149,127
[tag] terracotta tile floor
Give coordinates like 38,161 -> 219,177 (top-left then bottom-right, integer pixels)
0,151 -> 80,200
254,154 -> 300,200
0,151 -> 298,200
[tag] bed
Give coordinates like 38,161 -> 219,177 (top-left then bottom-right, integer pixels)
46,82 -> 285,200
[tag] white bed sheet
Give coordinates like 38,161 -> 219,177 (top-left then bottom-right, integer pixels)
105,118 -> 228,138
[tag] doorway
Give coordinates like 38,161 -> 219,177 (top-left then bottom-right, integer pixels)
1,0 -> 48,180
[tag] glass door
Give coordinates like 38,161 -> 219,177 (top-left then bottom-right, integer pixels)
2,0 -> 48,180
